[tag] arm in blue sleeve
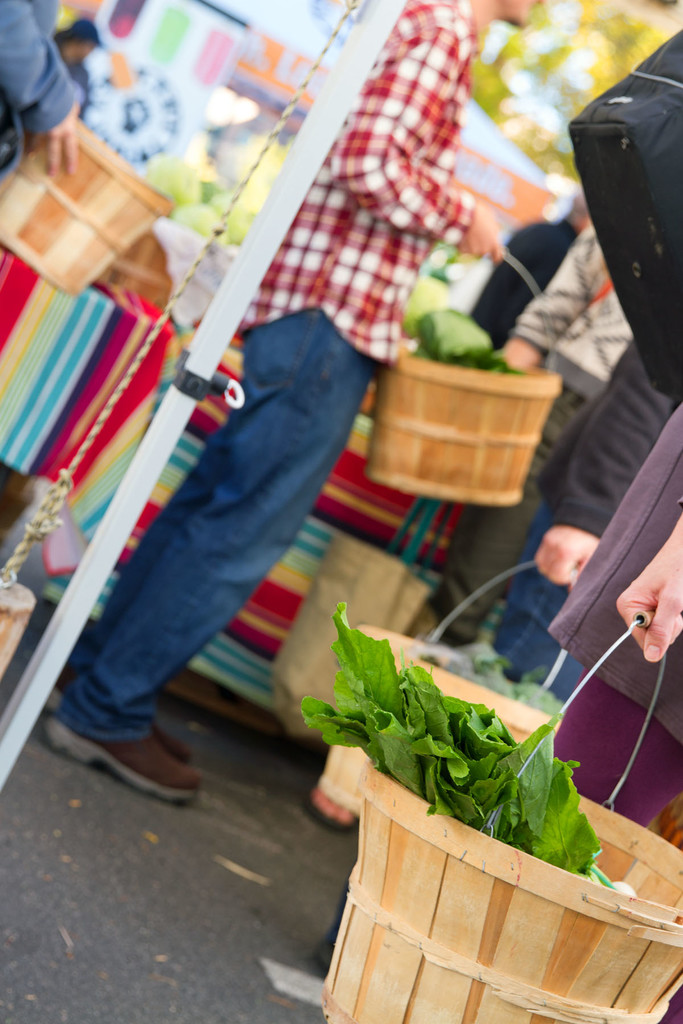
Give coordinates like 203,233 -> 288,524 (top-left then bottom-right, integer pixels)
0,0 -> 74,133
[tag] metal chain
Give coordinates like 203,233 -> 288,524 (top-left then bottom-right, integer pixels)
0,0 -> 362,587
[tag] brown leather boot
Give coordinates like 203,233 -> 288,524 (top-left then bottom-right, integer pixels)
49,666 -> 193,763
44,717 -> 200,803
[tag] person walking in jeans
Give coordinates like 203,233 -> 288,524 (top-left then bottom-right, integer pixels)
46,0 -> 542,802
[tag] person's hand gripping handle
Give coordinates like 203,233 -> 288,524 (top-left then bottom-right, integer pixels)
617,513 -> 683,662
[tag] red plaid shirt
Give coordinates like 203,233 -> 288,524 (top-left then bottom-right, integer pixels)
242,0 -> 477,364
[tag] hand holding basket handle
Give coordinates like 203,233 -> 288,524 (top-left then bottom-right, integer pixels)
26,100 -> 80,177
617,510 -> 683,662
45,100 -> 80,176
535,524 -> 600,588
458,200 -> 504,263
502,335 -> 543,370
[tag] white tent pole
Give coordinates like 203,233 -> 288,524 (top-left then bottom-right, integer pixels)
0,0 -> 403,792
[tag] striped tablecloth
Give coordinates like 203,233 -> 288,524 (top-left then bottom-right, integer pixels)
0,250 -> 178,490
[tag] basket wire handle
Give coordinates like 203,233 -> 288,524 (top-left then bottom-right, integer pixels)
0,0 -> 362,589
424,559 -> 538,644
501,248 -> 557,362
420,556 -> 665,828
481,614 -> 665,835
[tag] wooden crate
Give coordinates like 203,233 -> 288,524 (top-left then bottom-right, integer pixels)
367,351 -> 562,506
324,763 -> 683,1024
0,124 -> 172,295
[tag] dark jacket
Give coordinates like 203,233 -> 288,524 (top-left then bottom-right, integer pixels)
538,343 -> 674,537
550,402 -> 683,743
0,0 -> 74,180
472,217 -> 577,349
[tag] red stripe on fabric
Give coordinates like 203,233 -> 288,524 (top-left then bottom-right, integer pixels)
227,619 -> 281,659
245,580 -> 306,623
41,292 -> 176,488
0,251 -> 42,355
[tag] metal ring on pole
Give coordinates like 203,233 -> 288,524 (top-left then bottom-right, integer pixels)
224,380 -> 246,410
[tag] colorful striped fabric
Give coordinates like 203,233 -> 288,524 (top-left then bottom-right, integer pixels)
43,339 -> 462,710
0,251 -> 178,489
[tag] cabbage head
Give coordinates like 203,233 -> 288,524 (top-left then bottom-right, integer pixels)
416,309 -> 492,363
146,154 -> 201,207
170,203 -> 219,238
403,276 -> 451,338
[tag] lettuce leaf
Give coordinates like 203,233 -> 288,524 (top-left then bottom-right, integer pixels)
498,719 -> 559,837
331,605 -> 403,722
401,665 -> 454,745
531,761 -> 600,874
300,696 -> 369,749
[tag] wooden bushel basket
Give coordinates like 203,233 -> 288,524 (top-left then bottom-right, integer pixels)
99,230 -> 174,310
0,124 -> 173,295
366,351 -> 563,506
324,763 -> 683,1024
316,626 -> 551,819
318,745 -> 368,817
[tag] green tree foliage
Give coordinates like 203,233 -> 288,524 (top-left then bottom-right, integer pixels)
473,0 -> 667,177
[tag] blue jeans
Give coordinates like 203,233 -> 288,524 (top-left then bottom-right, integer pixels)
58,310 -> 376,741
494,500 -> 583,701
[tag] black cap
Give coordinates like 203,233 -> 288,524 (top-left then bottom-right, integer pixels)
65,19 -> 101,46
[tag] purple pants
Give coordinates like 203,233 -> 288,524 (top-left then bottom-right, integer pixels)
555,675 -> 683,1022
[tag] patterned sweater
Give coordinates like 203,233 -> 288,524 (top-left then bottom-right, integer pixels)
513,226 -> 633,398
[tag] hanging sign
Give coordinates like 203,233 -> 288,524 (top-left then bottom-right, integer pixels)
454,146 -> 551,227
86,0 -> 249,166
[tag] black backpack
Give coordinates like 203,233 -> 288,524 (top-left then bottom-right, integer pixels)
569,33 -> 683,399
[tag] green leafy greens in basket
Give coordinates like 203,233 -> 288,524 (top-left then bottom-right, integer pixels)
302,604 -> 600,877
415,309 -> 522,373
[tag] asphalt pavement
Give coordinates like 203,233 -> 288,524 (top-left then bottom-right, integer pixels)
0,514 -> 358,1024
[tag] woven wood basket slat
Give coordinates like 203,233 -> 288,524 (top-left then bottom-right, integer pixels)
0,124 -> 173,295
366,351 -> 563,506
323,763 -> 683,1024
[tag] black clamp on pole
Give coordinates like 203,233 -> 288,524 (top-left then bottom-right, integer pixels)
173,349 -> 245,409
